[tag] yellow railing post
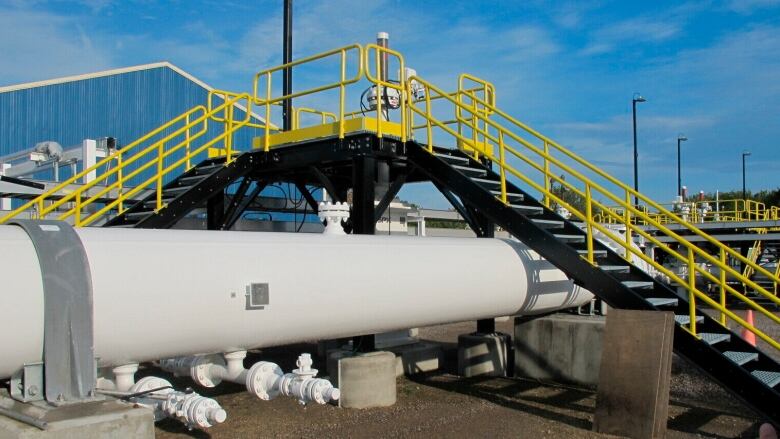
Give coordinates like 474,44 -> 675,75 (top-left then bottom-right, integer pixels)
75,192 -> 82,227
585,184 -> 594,264
425,89 -> 433,152
156,143 -> 164,210
688,247 -> 697,335
624,189 -> 632,250
499,131 -> 507,204
225,104 -> 234,163
720,247 -> 727,326
185,113 -> 192,171
543,142 -> 550,208
264,72 -> 272,152
116,153 -> 124,213
339,49 -> 346,139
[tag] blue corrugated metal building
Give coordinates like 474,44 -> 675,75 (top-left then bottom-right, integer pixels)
0,62 -> 264,183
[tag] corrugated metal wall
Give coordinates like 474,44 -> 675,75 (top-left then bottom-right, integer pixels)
0,66 -> 264,185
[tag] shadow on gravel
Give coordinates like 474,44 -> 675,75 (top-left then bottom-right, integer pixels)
408,372 -> 594,431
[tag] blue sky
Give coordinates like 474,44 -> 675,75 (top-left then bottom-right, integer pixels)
1,0 -> 779,208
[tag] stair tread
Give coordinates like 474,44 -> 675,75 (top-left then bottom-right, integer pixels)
125,210 -> 154,218
490,190 -> 524,200
510,204 -> 544,214
600,265 -> 630,273
164,186 -> 193,193
724,351 -> 758,366
434,153 -> 470,164
554,234 -> 585,243
647,297 -> 679,307
531,219 -> 564,229
577,249 -> 607,257
452,164 -> 486,175
699,332 -> 730,345
471,177 -> 501,185
752,370 -> 780,388
622,281 -> 654,289
675,314 -> 705,325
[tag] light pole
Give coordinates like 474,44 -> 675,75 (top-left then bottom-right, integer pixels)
677,135 -> 688,197
742,150 -> 751,200
632,93 -> 646,206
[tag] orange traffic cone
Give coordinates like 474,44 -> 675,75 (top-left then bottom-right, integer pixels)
741,310 -> 757,347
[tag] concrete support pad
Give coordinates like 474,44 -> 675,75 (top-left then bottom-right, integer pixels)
335,351 -> 397,409
388,341 -> 443,376
514,314 -> 604,387
0,394 -> 154,439
593,309 -> 674,439
457,333 -> 511,378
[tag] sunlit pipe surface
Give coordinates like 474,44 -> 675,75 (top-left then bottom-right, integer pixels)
0,226 -> 592,378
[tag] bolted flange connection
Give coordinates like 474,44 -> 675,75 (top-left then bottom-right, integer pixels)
318,202 -> 350,235
130,376 -> 226,430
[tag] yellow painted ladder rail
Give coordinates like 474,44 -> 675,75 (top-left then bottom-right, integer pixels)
406,73 -> 780,353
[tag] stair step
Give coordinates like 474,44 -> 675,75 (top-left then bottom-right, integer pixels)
752,370 -> 780,388
700,332 -> 730,345
164,186 -> 193,194
471,177 -> 501,186
178,175 -> 208,184
144,198 -> 175,207
554,234 -> 585,243
724,351 -> 758,366
675,315 -> 705,325
622,281 -> 654,290
531,219 -> 564,230
600,265 -> 630,273
434,153 -> 470,164
490,190 -> 524,201
577,249 -> 607,259
647,297 -> 679,307
452,165 -> 487,176
125,210 -> 154,219
192,163 -> 224,175
110,224 -> 137,228
510,204 -> 544,215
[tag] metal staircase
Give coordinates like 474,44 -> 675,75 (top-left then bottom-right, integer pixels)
407,143 -> 780,422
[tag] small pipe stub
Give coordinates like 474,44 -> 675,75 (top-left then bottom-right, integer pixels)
318,202 -> 350,235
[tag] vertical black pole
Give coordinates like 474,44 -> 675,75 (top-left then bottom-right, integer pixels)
677,139 -> 682,197
352,154 -> 376,351
632,100 -> 639,206
282,0 -> 293,131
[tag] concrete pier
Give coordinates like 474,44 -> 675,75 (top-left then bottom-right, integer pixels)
457,333 -> 512,377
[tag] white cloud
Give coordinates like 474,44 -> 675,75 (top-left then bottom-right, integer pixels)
726,0 -> 780,14
580,16 -> 683,56
0,7 -> 111,85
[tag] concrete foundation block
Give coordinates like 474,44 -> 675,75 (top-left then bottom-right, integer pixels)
337,351 -> 397,409
0,396 -> 154,439
389,342 -> 443,376
514,314 -> 604,387
457,333 -> 511,377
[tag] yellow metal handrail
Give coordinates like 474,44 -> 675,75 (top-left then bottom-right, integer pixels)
253,44 -> 363,151
293,107 -> 336,129
407,74 -> 780,352
0,94 -> 256,227
364,43 -> 407,141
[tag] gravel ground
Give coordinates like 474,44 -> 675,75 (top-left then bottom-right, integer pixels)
153,313 -> 777,439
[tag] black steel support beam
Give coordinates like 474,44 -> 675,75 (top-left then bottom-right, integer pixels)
219,177 -> 252,230
294,180 -> 320,214
374,167 -> 409,223
432,181 -> 483,236
206,190 -> 225,230
282,0 -> 293,131
309,166 -> 345,202
351,154 -> 376,352
223,181 -> 267,230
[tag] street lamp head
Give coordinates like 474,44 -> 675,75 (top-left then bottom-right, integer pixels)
678,135 -> 688,142
633,92 -> 646,103
743,150 -> 751,157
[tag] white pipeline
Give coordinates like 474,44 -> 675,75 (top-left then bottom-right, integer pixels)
0,226 -> 593,378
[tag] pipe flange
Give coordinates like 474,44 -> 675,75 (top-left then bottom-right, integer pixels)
190,355 -> 225,388
130,377 -> 174,422
246,361 -> 283,400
